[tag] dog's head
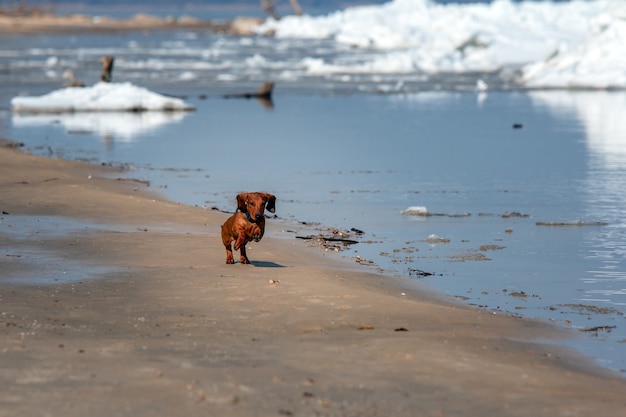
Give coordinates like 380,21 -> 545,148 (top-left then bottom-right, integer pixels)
236,192 -> 276,222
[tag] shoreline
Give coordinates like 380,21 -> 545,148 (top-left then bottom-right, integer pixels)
0,12 -> 262,35
1,142 -> 626,415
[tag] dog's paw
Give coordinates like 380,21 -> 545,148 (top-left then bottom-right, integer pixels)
240,256 -> 250,264
226,257 -> 235,264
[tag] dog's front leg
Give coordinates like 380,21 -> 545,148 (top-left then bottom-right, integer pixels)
234,236 -> 250,264
251,224 -> 263,242
224,243 -> 235,264
239,244 -> 250,264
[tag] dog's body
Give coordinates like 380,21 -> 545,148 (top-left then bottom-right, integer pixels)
221,192 -> 276,264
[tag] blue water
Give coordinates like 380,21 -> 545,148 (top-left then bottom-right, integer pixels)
1,24 -> 624,373
4,90 -> 626,372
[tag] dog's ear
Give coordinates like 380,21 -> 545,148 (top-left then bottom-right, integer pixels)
236,193 -> 249,212
264,193 -> 276,213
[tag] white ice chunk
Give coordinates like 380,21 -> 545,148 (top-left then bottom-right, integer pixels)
401,206 -> 428,215
11,82 -> 195,113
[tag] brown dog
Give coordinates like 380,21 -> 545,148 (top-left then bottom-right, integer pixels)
221,192 -> 276,264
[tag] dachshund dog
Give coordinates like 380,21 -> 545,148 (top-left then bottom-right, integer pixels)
221,192 -> 276,264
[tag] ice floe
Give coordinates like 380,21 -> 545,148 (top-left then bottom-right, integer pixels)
11,82 -> 194,113
401,206 -> 428,215
12,111 -> 189,142
257,0 -> 626,89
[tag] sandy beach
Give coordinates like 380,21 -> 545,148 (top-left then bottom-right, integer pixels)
0,11 -> 259,35
1,138 -> 626,416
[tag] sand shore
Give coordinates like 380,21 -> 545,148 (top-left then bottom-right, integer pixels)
0,12 -> 261,35
1,140 -> 625,416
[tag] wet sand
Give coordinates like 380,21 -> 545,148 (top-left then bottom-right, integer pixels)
1,140 -> 626,416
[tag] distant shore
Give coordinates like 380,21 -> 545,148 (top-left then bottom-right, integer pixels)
0,11 -> 263,35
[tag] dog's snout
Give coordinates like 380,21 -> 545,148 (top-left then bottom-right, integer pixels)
255,214 -> 263,221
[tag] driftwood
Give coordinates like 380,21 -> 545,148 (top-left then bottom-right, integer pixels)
0,138 -> 24,149
296,235 -> 359,245
223,82 -> 274,108
580,325 -> 616,333
224,82 -> 274,100
99,55 -> 115,82
261,0 -> 280,20
261,0 -> 303,20
63,70 -> 85,88
408,268 -> 436,277
288,0 -> 303,16
536,221 -> 608,227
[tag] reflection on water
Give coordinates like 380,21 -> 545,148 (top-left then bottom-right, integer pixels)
12,111 -> 189,143
526,92 -> 626,371
530,92 -> 626,309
